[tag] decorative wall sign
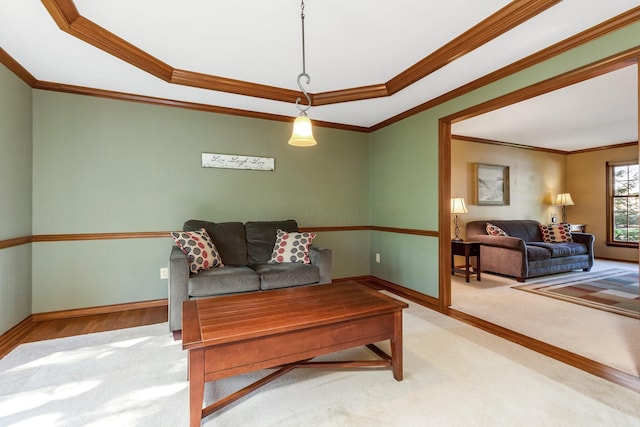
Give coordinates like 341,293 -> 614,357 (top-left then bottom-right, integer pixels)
202,153 -> 275,171
474,163 -> 510,205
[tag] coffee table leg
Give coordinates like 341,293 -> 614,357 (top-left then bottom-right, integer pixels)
391,310 -> 403,381
189,348 -> 205,427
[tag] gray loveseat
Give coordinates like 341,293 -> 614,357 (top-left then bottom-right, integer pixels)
466,220 -> 594,282
169,219 -> 332,331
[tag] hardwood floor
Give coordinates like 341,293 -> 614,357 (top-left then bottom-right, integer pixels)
0,306 -> 167,359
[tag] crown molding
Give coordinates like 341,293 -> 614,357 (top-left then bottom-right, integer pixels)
369,7 -> 640,131
0,47 -> 36,86
452,135 -> 639,155
1,4 -> 638,133
32,81 -> 369,133
441,47 -> 639,124
568,141 -> 638,155
39,0 -> 559,106
452,134 -> 569,155
384,0 -> 561,96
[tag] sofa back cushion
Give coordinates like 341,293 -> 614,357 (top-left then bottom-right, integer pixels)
467,220 -> 543,242
245,220 -> 298,265
183,220 -> 247,265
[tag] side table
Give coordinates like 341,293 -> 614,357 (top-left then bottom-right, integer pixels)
569,224 -> 586,233
451,240 -> 481,283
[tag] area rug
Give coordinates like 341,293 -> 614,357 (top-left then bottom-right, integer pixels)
513,269 -> 640,319
1,302 -> 640,426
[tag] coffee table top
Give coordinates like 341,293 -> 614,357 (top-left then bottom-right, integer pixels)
182,282 -> 408,350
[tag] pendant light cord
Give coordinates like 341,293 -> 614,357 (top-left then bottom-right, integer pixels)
295,0 -> 312,114
301,0 -> 306,75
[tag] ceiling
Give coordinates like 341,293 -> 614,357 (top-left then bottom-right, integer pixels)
0,0 -> 638,150
452,64 -> 638,151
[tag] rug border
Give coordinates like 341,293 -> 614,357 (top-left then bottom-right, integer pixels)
512,269 -> 640,320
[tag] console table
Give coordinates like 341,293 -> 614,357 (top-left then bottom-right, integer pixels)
451,240 -> 481,282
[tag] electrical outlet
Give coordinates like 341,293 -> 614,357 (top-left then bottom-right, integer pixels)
160,267 -> 169,279
375,253 -> 381,263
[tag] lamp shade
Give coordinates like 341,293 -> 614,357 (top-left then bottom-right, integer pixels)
288,115 -> 317,147
451,197 -> 468,214
555,193 -> 575,206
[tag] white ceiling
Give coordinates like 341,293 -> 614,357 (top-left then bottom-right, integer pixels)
453,64 -> 638,151
0,0 -> 638,150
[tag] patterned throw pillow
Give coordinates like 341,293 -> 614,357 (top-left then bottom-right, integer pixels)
171,228 -> 223,273
268,229 -> 316,264
539,223 -> 573,243
486,223 -> 508,237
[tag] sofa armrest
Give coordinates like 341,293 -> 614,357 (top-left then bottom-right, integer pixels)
472,236 -> 529,280
570,232 -> 595,268
570,232 -> 595,246
169,246 -> 189,332
309,245 -> 332,284
471,235 -> 526,252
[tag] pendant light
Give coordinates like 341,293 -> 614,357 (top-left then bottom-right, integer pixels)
288,0 -> 317,147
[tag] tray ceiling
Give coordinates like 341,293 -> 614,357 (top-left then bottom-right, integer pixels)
0,0 -> 638,150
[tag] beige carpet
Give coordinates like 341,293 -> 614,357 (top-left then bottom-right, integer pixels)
451,261 -> 640,377
1,297 -> 639,426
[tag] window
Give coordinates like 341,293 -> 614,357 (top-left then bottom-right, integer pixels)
607,161 -> 639,245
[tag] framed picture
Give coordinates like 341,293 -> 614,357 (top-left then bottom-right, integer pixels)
474,163 -> 510,205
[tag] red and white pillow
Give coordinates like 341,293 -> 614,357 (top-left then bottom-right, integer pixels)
268,229 -> 316,264
486,223 -> 508,237
539,223 -> 573,243
171,228 -> 223,273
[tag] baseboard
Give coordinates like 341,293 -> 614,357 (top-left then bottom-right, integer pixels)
359,276 -> 440,311
332,276 -> 371,284
445,308 -> 640,393
0,315 -> 34,359
31,299 -> 168,322
346,274 -> 640,393
595,256 -> 639,264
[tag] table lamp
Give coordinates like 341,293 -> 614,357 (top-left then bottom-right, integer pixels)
555,193 -> 574,223
451,197 -> 468,241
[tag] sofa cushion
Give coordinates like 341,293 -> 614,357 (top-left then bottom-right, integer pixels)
539,223 -> 573,243
184,220 -> 247,265
486,223 -> 508,236
245,220 -> 298,265
171,228 -> 223,273
528,242 -> 588,258
252,263 -> 320,290
526,245 -> 551,261
188,265 -> 260,296
268,229 -> 316,264
488,220 -> 542,242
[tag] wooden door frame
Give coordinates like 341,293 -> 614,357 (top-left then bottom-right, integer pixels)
438,48 -> 639,309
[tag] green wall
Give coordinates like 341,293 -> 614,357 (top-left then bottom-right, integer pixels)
0,63 -> 32,333
368,22 -> 640,297
31,91 -> 370,312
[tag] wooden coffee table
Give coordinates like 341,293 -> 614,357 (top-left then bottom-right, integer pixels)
182,281 -> 408,426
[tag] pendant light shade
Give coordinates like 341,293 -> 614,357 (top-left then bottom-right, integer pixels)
288,114 -> 317,146
288,0 -> 317,147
